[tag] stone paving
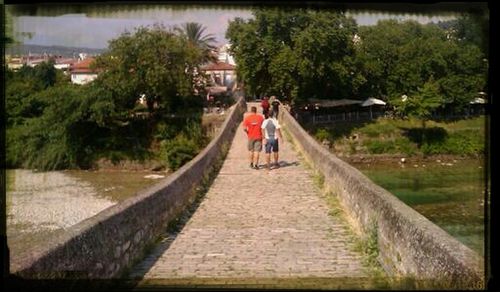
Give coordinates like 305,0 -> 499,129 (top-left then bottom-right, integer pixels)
129,103 -> 370,285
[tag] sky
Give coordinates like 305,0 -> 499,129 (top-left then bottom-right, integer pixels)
10,6 -> 457,49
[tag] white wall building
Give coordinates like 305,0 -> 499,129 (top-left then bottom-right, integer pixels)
217,44 -> 236,66
70,57 -> 98,84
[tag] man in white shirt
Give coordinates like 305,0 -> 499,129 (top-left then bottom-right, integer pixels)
261,111 -> 284,170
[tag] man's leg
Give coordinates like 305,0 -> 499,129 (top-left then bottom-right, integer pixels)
254,152 -> 260,168
253,140 -> 262,169
273,140 -> 280,168
249,150 -> 254,167
264,140 -> 272,169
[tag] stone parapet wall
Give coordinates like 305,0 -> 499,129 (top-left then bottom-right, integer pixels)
279,107 -> 484,288
11,96 -> 247,279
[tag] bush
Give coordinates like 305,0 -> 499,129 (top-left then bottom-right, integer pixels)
160,135 -> 199,171
158,118 -> 210,170
420,131 -> 484,155
315,128 -> 332,143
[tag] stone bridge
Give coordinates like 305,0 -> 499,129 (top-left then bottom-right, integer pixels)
9,96 -> 484,290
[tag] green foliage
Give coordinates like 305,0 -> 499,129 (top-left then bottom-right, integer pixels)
404,126 -> 448,146
158,119 -> 208,171
174,22 -> 217,64
451,12 -> 489,57
364,140 -> 396,154
309,116 -> 484,157
357,19 -> 487,113
6,84 -> 95,170
394,138 -> 418,156
93,23 -> 204,118
226,8 -> 358,100
160,135 -> 199,171
359,121 -> 398,138
420,130 -> 484,156
392,78 -> 444,127
314,128 -> 332,142
5,25 -> 211,171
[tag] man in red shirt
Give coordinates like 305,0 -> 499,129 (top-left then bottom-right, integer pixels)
261,95 -> 270,116
243,106 -> 264,169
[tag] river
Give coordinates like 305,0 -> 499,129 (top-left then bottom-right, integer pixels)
348,157 -> 486,256
6,169 -> 166,257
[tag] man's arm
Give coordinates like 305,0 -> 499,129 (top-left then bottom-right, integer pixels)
261,120 -> 267,144
275,120 -> 284,144
242,119 -> 248,134
276,128 -> 283,144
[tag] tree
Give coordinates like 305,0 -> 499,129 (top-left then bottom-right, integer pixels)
357,19 -> 487,112
226,8 -> 358,103
393,78 -> 443,128
453,11 -> 489,58
6,84 -> 92,170
175,22 -> 217,63
93,24 -> 203,120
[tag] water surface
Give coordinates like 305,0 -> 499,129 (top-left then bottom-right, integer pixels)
349,158 -> 486,255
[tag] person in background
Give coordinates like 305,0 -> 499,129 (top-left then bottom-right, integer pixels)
243,106 -> 264,170
261,111 -> 283,170
269,95 -> 281,117
261,95 -> 270,116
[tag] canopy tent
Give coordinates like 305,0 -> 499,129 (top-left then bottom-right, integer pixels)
361,97 -> 386,107
361,97 -> 386,119
308,98 -> 362,108
470,97 -> 486,104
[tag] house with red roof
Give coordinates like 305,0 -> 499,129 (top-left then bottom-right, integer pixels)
70,57 -> 99,84
54,58 -> 79,74
200,61 -> 237,93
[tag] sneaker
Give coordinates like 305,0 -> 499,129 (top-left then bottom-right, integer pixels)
250,163 -> 254,169
253,164 -> 259,170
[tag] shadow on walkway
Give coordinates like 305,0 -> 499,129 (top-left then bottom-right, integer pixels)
255,160 -> 300,169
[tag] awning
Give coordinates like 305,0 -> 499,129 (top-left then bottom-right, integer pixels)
470,97 -> 486,104
308,98 -> 363,107
361,97 -> 386,107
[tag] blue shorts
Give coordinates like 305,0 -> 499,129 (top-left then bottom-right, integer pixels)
265,138 -> 279,153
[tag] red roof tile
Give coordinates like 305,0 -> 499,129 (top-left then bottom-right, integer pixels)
201,62 -> 235,71
70,58 -> 99,74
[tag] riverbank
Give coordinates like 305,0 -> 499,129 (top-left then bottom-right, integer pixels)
307,115 -> 486,158
6,168 -> 168,258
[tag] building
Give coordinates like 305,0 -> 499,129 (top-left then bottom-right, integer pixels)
7,54 -> 79,74
70,57 -> 99,84
217,44 -> 235,65
54,58 -> 79,74
200,61 -> 236,88
6,56 -> 24,70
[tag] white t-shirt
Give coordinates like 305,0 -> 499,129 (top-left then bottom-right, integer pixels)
261,118 -> 281,139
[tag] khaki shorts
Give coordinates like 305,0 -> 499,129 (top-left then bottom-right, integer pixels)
247,139 -> 262,152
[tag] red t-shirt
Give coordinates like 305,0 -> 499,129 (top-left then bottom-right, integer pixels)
261,99 -> 270,110
243,113 -> 264,140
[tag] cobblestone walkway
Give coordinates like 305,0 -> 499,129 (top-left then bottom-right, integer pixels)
130,103 -> 370,285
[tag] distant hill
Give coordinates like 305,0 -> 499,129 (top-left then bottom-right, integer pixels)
5,44 -> 107,57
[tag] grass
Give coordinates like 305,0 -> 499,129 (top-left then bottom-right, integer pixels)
308,116 -> 485,157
